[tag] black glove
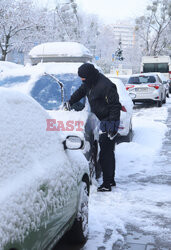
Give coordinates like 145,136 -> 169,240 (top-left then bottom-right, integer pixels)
108,130 -> 118,140
63,101 -> 71,111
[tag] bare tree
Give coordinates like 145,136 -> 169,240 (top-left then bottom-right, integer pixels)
0,0 -> 35,61
135,0 -> 171,56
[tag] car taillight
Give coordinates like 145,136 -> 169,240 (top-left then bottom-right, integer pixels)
121,106 -> 127,112
169,71 -> 171,79
148,84 -> 160,89
126,85 -> 134,90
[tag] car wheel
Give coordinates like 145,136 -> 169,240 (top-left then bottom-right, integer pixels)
162,97 -> 166,104
157,99 -> 162,107
65,181 -> 89,244
162,93 -> 166,104
117,122 -> 133,143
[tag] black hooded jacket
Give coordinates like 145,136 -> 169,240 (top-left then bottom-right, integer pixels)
69,63 -> 121,123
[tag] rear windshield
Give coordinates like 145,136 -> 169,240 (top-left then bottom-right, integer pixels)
143,63 -> 169,73
128,75 -> 156,84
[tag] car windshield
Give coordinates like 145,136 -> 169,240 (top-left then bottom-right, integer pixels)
128,75 -> 156,84
30,73 -> 83,110
0,73 -> 84,110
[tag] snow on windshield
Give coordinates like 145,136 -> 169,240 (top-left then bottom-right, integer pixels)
0,61 -> 24,72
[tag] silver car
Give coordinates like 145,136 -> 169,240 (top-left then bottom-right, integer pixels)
126,73 -> 166,107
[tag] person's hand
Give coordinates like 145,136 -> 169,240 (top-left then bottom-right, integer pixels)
108,130 -> 118,140
63,102 -> 71,111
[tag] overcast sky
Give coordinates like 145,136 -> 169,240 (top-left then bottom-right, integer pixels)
76,0 -> 150,23
36,0 -> 150,23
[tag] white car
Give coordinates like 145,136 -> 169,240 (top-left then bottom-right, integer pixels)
108,76 -> 134,142
0,88 -> 90,250
157,72 -> 170,98
126,73 -> 167,107
0,62 -> 101,179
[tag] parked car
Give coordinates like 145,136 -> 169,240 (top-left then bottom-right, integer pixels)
157,72 -> 170,98
126,73 -> 167,107
107,76 -> 134,143
106,74 -> 130,85
0,87 -> 90,250
0,62 -> 100,179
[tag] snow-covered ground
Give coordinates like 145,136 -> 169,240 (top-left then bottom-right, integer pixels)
84,100 -> 171,250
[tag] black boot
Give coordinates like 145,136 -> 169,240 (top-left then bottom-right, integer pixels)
97,183 -> 111,192
110,180 -> 116,187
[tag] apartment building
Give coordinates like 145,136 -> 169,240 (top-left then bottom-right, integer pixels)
112,22 -> 135,48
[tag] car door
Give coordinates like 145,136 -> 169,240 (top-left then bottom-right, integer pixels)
4,180 -> 78,250
157,75 -> 165,99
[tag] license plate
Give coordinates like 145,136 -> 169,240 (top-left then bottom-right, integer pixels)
135,87 -> 148,93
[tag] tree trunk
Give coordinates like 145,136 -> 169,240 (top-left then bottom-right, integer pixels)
1,34 -> 11,61
1,49 -> 7,61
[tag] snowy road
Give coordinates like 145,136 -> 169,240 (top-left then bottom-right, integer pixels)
55,100 -> 171,250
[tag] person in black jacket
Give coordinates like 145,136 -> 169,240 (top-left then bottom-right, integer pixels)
65,63 -> 121,192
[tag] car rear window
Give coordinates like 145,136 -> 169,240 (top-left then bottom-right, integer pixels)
128,75 -> 156,84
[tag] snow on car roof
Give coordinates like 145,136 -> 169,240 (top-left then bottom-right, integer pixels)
29,42 -> 92,58
0,61 -> 23,72
0,62 -> 83,79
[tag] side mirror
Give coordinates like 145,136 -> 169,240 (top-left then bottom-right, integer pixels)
129,93 -> 136,99
63,136 -> 84,150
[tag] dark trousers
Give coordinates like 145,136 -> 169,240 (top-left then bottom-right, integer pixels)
99,133 -> 115,185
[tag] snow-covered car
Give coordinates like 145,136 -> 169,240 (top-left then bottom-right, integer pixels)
106,74 -> 130,85
126,73 -> 167,107
0,61 -> 24,73
0,88 -> 90,250
107,76 -> 134,142
0,62 -> 100,179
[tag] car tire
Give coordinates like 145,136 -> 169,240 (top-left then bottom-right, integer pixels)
157,99 -> 162,107
117,122 -> 133,143
162,97 -> 166,104
162,93 -> 166,104
65,182 -> 89,244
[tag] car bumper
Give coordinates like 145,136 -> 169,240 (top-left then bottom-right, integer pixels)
130,91 -> 161,102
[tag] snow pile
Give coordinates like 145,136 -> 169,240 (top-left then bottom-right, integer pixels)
29,42 -> 92,58
0,88 -> 88,248
85,104 -> 169,249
